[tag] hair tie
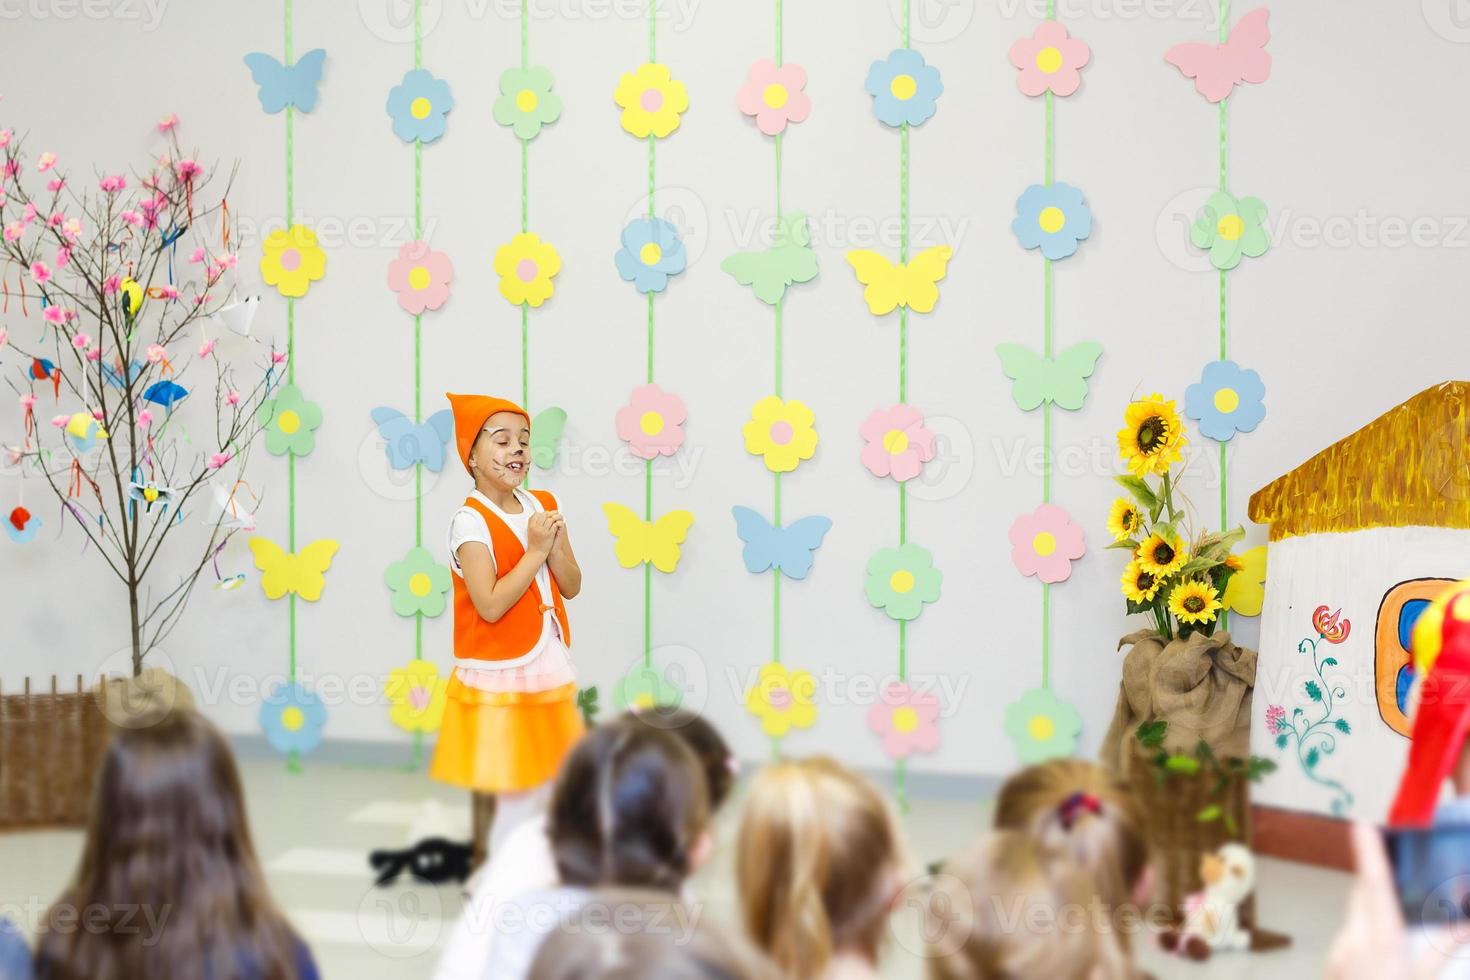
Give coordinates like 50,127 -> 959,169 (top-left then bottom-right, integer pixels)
1058,791 -> 1102,830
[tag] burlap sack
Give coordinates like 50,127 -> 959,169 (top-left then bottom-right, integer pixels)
1100,629 -> 1257,772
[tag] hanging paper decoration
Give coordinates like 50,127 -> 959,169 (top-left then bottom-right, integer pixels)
615,384 -> 687,460
1009,21 -> 1091,97
615,218 -> 687,294
601,503 -> 694,573
127,479 -> 178,516
995,342 -> 1103,412
730,507 -> 832,581
863,49 -> 943,128
494,233 -> 562,308
5,505 -> 39,544
1184,360 -> 1266,441
858,405 -> 936,483
259,681 -> 327,755
1189,192 -> 1270,270
1008,504 -> 1086,584
614,63 -> 689,139
256,384 -> 322,457
370,407 -> 454,472
212,295 -> 261,337
736,60 -> 811,136
384,545 -> 452,618
384,659 -> 449,733
386,240 -> 453,314
745,661 -> 818,738
247,538 -> 340,602
242,49 -> 327,114
493,66 -> 563,140
385,68 -> 454,143
845,247 -> 952,316
211,482 -> 258,531
742,396 -> 818,474
259,225 -> 326,299
64,412 -> 107,453
864,543 -> 942,622
1011,183 -> 1092,260
1165,7 -> 1271,104
530,407 -> 567,470
1222,544 -> 1268,616
867,682 -> 941,760
142,380 -> 189,411
613,664 -> 684,711
721,211 -> 818,305
1004,687 -> 1082,764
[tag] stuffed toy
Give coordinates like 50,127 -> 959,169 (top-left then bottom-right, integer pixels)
1160,842 -> 1256,959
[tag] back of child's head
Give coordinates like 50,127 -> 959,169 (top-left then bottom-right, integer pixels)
993,758 -> 1149,915
624,707 -> 737,811
550,714 -> 710,893
735,756 -> 903,978
926,830 -> 1131,980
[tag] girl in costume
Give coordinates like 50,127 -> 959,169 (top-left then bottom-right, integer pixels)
434,394 -> 584,859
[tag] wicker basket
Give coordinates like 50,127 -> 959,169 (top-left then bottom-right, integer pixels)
0,675 -> 110,829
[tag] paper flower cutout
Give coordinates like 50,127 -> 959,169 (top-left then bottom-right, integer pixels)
384,545 -> 452,618
243,49 -> 326,114
384,659 -> 448,733
615,218 -> 687,294
1190,192 -> 1270,270
260,224 -> 326,299
1222,545 -> 1268,618
385,240 -> 453,315
995,341 -> 1104,412
256,383 -> 323,457
493,66 -> 563,141
866,682 -> 941,760
602,503 -> 695,573
614,62 -> 689,139
737,59 -> 811,136
1165,8 -> 1271,104
386,68 -> 454,143
1009,21 -> 1091,97
616,383 -> 687,460
847,246 -> 954,315
1008,504 -> 1086,584
494,232 -> 562,308
370,407 -> 455,472
721,211 -> 819,305
865,542 -> 942,621
1005,687 -> 1081,764
1012,183 -> 1092,261
531,406 -> 568,469
859,404 -> 937,483
613,664 -> 684,711
1185,359 -> 1266,442
745,661 -> 817,738
248,538 -> 339,601
864,48 -> 943,128
742,396 -> 818,473
5,506 -> 39,544
730,507 -> 833,581
259,681 -> 327,755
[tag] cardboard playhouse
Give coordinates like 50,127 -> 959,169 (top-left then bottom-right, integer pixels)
1248,381 -> 1470,824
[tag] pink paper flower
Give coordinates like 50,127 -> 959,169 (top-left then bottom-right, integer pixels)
36,151 -> 57,172
99,174 -> 127,193
71,333 -> 91,350
0,328 -> 7,347
187,246 -> 206,264
145,344 -> 167,363
208,451 -> 232,469
866,682 -> 941,760
46,178 -> 65,192
103,275 -> 120,295
62,218 -> 82,240
271,351 -> 288,366
42,306 -> 70,326
30,262 -> 51,286
54,246 -> 71,268
386,240 -> 454,314
0,130 -> 11,148
3,160 -> 19,180
121,210 -> 144,227
1009,21 -> 1091,98
736,59 -> 812,136
157,112 -> 179,132
137,409 -> 153,428
859,404 -> 937,482
226,390 -> 240,406
198,339 -> 217,358
175,158 -> 202,181
1008,503 -> 1087,583
20,393 -> 36,410
21,203 -> 36,225
3,222 -> 22,242
615,383 -> 687,459
155,284 -> 178,300
50,414 -> 69,429
217,253 -> 238,270
85,347 -> 101,362
46,212 -> 63,227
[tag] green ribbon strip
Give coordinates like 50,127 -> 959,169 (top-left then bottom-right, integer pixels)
413,2 -> 426,657
642,0 -> 657,670
284,0 -> 298,684
1217,0 -> 1230,628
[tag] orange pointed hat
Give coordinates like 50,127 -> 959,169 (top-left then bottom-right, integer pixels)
1389,580 -> 1470,827
445,393 -> 530,474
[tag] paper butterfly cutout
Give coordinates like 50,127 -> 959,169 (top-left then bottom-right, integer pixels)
730,507 -> 832,581
1165,9 -> 1271,104
845,246 -> 954,315
243,48 -> 327,114
995,342 -> 1105,412
370,407 -> 454,472
602,503 -> 694,573
532,407 -> 568,470
128,480 -> 177,514
248,537 -> 339,601
721,212 -> 820,305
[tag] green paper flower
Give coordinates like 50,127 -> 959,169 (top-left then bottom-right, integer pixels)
384,545 -> 452,618
1190,191 -> 1270,271
613,664 -> 684,711
1004,687 -> 1082,764
864,542 -> 942,621
256,383 -> 323,457
493,66 -> 562,141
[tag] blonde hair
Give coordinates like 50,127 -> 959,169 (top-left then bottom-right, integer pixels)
736,757 -> 904,977
926,831 -> 1131,980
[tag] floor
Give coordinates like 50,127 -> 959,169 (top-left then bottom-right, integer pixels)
0,760 -> 1348,978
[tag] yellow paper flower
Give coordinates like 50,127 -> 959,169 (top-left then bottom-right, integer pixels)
383,659 -> 448,734
1107,498 -> 1142,542
614,63 -> 689,139
742,396 -> 818,473
494,232 -> 562,308
745,661 -> 817,738
1169,580 -> 1223,625
1222,545 -> 1268,617
1117,393 -> 1185,477
1137,532 -> 1187,578
1121,561 -> 1162,604
260,224 -> 327,299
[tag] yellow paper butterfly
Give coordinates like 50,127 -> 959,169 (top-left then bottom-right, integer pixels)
602,503 -> 695,573
845,246 -> 954,316
248,538 -> 340,602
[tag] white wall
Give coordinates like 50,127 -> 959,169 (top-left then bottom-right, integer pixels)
4,1 -> 1470,776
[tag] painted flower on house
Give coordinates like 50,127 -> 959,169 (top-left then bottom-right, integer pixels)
1004,687 -> 1082,764
613,664 -> 684,712
745,660 -> 817,738
260,224 -> 326,299
742,396 -> 818,473
1312,605 -> 1351,644
494,232 -> 562,308
615,217 -> 687,294
864,48 -> 943,128
259,681 -> 327,756
386,68 -> 455,143
386,240 -> 454,315
866,682 -> 941,760
1012,183 -> 1092,261
859,404 -> 937,483
1265,704 -> 1288,736
384,545 -> 452,618
737,59 -> 811,136
1190,191 -> 1270,270
865,542 -> 942,621
384,659 -> 448,733
493,66 -> 563,141
616,383 -> 687,460
256,383 -> 323,457
1009,20 -> 1091,97
614,63 -> 689,139
1009,504 -> 1086,584
1185,360 -> 1266,442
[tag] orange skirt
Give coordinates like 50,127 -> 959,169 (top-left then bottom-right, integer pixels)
429,677 -> 585,793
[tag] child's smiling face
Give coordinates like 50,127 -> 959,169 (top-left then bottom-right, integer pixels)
471,411 -> 531,491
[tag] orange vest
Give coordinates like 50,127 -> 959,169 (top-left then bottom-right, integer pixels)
452,490 -> 572,664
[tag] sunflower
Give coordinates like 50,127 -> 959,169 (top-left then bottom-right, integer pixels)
1137,532 -> 1187,578
1118,394 -> 1186,476
1169,580 -> 1223,625
1107,498 -> 1142,541
1121,561 -> 1161,604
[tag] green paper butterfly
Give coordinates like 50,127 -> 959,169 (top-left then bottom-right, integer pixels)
995,341 -> 1105,412
720,211 -> 820,305
532,407 -> 568,469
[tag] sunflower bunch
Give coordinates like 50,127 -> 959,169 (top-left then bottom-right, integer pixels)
1107,394 -> 1243,640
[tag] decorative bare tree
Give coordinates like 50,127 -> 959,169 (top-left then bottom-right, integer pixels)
1,123 -> 276,676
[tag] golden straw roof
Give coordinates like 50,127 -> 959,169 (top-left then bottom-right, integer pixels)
1249,381 -> 1470,541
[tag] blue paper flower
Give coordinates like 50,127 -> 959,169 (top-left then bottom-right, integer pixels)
259,681 -> 327,756
615,218 -> 687,294
1185,360 -> 1266,442
1012,183 -> 1092,261
864,48 -> 943,128
386,68 -> 454,144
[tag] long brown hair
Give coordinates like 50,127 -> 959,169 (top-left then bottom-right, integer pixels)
35,709 -> 305,980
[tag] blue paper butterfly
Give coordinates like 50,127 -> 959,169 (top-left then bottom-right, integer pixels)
370,407 -> 454,472
243,48 -> 327,114
730,507 -> 833,581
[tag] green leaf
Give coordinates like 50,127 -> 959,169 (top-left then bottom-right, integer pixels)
1135,720 -> 1169,749
1114,475 -> 1160,512
1165,755 -> 1201,776
1275,733 -> 1289,749
1224,812 -> 1239,838
1195,738 -> 1218,770
1196,804 -> 1223,822
1335,718 -> 1352,735
1322,657 -> 1338,667
1246,757 -> 1279,781
1305,747 -> 1320,769
1305,680 -> 1324,702
1107,539 -> 1142,551
1178,556 -> 1222,577
576,685 -> 600,726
